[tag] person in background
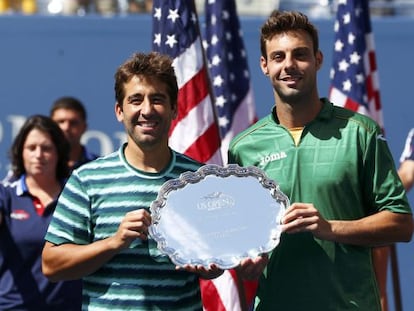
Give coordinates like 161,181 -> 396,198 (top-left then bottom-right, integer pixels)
230,10 -> 413,310
398,128 -> 414,191
50,96 -> 99,171
0,115 -> 82,310
0,0 -> 37,14
42,52 -> 223,310
61,0 -> 118,15
373,131 -> 414,311
127,0 -> 152,13
2,96 -> 98,185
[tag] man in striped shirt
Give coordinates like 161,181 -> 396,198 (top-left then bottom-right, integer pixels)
42,52 -> 223,310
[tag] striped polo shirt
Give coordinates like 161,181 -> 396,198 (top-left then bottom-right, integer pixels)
45,145 -> 203,311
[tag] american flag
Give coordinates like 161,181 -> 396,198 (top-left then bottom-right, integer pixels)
152,1 -> 257,310
203,0 -> 257,164
329,0 -> 383,127
152,0 -> 222,164
329,2 -> 398,309
200,1 -> 258,310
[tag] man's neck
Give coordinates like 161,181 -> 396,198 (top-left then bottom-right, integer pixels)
69,143 -> 84,168
275,97 -> 323,128
124,143 -> 171,173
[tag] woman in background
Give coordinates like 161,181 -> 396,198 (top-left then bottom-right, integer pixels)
0,115 -> 82,310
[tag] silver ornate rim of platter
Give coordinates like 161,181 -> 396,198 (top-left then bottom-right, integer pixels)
149,164 -> 289,269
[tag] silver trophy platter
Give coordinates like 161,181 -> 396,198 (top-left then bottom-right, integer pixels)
149,164 -> 289,269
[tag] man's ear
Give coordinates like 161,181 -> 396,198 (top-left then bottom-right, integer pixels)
172,104 -> 178,119
115,102 -> 123,122
316,50 -> 323,71
260,56 -> 269,75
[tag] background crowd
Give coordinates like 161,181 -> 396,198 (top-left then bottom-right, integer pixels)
1,0 -> 414,17
0,0 -> 153,15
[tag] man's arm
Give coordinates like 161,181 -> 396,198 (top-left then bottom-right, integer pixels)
282,203 -> 413,246
42,239 -> 124,281
236,208 -> 413,281
42,209 -> 224,281
42,209 -> 151,281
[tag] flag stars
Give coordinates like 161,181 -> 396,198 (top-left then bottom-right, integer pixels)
154,7 -> 161,20
154,33 -> 161,46
342,79 -> 352,92
218,116 -> 230,128
202,1 -> 255,136
222,10 -> 229,20
152,0 -> 256,157
213,75 -> 224,87
215,95 -> 226,108
348,32 -> 356,45
211,55 -> 221,66
241,49 -> 246,58
356,73 -> 365,83
335,39 -> 344,52
343,12 -> 351,25
330,68 -> 336,79
202,39 -> 209,50
338,59 -> 350,72
211,34 -> 219,46
165,34 -> 177,48
349,51 -> 361,64
363,94 -> 368,103
329,1 -> 382,125
167,9 -> 180,23
334,20 -> 339,32
210,14 -> 217,26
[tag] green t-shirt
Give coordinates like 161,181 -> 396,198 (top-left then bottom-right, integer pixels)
45,145 -> 203,311
229,99 -> 411,311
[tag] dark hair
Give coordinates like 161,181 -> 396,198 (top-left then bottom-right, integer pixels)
114,52 -> 178,109
260,10 -> 319,58
9,115 -> 70,179
50,96 -> 87,121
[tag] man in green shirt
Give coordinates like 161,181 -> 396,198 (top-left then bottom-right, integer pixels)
231,10 -> 413,311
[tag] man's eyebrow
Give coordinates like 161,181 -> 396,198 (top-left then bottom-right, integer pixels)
294,46 -> 311,52
126,92 -> 168,103
126,94 -> 142,102
150,92 -> 167,98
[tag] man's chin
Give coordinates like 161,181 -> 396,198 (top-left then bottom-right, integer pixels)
137,138 -> 160,149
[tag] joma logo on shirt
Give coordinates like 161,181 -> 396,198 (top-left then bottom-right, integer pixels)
260,152 -> 287,165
